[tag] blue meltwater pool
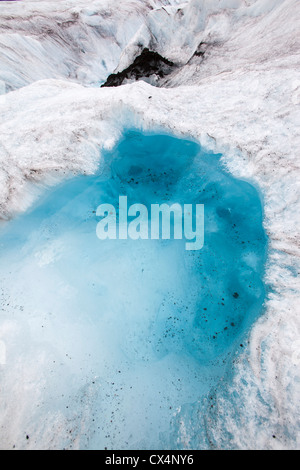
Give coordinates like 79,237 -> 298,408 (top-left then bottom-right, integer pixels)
0,132 -> 267,449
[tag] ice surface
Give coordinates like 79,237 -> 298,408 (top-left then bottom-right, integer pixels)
0,0 -> 299,451
0,132 -> 267,449
0,0 -> 152,90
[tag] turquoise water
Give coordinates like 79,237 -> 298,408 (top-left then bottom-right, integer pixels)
0,132 -> 267,449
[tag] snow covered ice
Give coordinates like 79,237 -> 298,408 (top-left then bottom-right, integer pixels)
0,0 -> 299,450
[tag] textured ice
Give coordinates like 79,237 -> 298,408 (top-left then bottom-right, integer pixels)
0,0 -> 299,451
0,132 -> 267,449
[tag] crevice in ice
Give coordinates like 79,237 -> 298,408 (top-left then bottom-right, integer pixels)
101,48 -> 177,88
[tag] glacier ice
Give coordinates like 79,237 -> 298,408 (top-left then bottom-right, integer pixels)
0,0 -> 299,451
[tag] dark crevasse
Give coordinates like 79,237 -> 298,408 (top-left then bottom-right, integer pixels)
0,131 -> 267,449
101,48 -> 176,87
